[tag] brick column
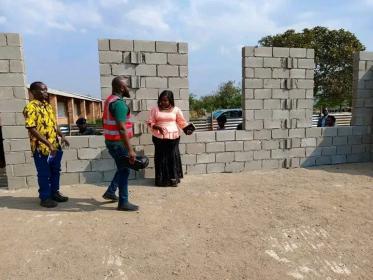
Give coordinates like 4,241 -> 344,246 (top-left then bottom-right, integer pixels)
49,94 -> 57,115
67,98 -> 74,126
80,100 -> 86,118
0,33 -> 31,189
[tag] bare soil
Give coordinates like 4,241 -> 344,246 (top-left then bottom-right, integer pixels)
0,163 -> 372,280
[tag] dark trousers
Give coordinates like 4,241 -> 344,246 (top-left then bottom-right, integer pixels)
33,149 -> 63,201
105,143 -> 130,205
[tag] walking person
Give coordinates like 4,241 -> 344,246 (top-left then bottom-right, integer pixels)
23,81 -> 70,208
102,76 -> 139,211
147,90 -> 192,187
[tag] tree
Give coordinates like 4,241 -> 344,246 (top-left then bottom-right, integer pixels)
259,26 -> 365,108
189,81 -> 242,118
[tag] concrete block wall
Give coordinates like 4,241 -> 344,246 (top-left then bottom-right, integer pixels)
351,52 -> 373,126
0,33 -> 30,189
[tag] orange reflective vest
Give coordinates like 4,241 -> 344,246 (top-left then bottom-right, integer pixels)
103,95 -> 133,141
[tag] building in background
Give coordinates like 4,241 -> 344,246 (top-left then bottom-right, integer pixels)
28,87 -> 102,126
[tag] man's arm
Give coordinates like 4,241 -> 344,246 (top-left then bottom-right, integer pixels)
56,126 -> 70,147
117,121 -> 136,164
28,127 -> 57,155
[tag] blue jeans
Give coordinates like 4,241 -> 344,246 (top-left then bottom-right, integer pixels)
33,149 -> 63,201
105,143 -> 130,205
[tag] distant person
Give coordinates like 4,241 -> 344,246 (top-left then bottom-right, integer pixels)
75,117 -> 101,135
23,81 -> 70,208
317,108 -> 329,127
147,90 -> 193,187
217,114 -> 227,130
325,115 -> 336,127
236,123 -> 243,130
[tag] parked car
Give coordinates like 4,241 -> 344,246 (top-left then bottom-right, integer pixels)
212,108 -> 242,119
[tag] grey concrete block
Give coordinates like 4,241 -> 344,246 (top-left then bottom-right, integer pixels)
331,155 -> 347,164
136,64 -> 156,76
307,49 -> 315,59
79,172 -> 103,184
110,39 -> 133,51
244,120 -> 263,130
207,163 -> 225,173
197,153 -> 215,164
336,145 -> 352,155
179,89 -> 189,99
273,47 -> 289,57
264,100 -> 281,109
156,41 -> 177,53
235,130 -> 253,141
66,160 -> 91,172
254,130 -> 271,140
168,54 -> 187,65
306,127 -> 322,137
225,141 -> 243,152
145,77 -> 167,88
272,89 -> 288,99
0,87 -> 13,99
264,120 -> 282,129
272,129 -> 288,139
186,143 -> 205,154
263,57 -> 282,68
242,46 -> 255,57
7,176 -> 27,189
91,159 -> 116,171
66,137 -> 89,148
12,163 -> 34,176
98,39 -> 109,51
321,146 -> 337,156
254,68 -> 271,78
245,57 -> 263,67
316,137 -> 333,147
296,79 -> 314,89
254,89 -> 271,99
2,126 -> 28,138
9,139 -> 30,151
168,78 -> 188,88
244,160 -> 262,170
145,53 -> 167,64
88,136 -> 105,148
262,159 -> 280,169
271,149 -> 287,159
301,138 -> 316,147
225,162 -> 244,173
0,99 -> 27,113
290,148 -> 305,157
264,79 -> 281,89
315,156 -> 332,165
0,46 -> 22,59
298,59 -> 315,69
0,34 -> 5,46
262,140 -> 280,150
300,157 -> 316,167
244,68 -> 254,78
186,164 -> 206,175
216,130 -> 235,141
306,147 -> 322,157
206,142 -> 225,153
297,99 -> 313,109
255,110 -> 272,120
290,48 -> 307,58
306,70 -> 314,79
182,154 -> 197,165
234,151 -> 253,161
157,65 -> 179,76
333,136 -> 348,146
99,51 -> 122,63
178,42 -> 188,54
196,131 -> 216,143
245,99 -> 263,110
134,40 -> 155,52
348,135 -> 362,145
272,69 -> 289,78
100,64 -> 111,75
254,47 -> 272,57
244,140 -> 261,151
273,110 -> 289,119
180,134 -> 196,143
290,69 -> 306,78
244,79 -> 263,89
135,88 -> 159,100
60,173 -> 80,185
321,127 -> 338,136
216,152 -> 234,163
6,33 -> 22,46
139,134 -> 153,145
244,109 -> 254,120
253,150 -> 270,160
78,148 -> 102,160
351,145 -> 365,154
337,126 -> 353,136
179,66 -> 188,77
0,60 -> 9,72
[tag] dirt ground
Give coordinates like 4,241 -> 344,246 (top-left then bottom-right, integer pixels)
0,163 -> 372,280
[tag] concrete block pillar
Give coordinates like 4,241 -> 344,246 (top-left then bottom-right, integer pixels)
351,52 -> 373,126
0,33 -> 31,189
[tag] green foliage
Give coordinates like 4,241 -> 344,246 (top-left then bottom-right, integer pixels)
259,26 -> 365,108
189,81 -> 241,118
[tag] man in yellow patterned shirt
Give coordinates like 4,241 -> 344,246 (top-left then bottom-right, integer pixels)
23,81 -> 70,208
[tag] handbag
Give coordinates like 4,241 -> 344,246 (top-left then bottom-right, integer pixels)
119,155 -> 149,171
182,123 -> 196,135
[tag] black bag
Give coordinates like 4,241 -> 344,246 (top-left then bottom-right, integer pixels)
183,123 -> 196,135
119,155 -> 149,171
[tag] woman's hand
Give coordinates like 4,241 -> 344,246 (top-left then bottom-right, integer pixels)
153,125 -> 168,136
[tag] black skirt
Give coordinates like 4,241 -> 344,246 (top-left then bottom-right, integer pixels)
152,136 -> 183,186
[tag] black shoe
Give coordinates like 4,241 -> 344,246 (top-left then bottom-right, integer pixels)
169,179 -> 178,187
40,198 -> 58,208
52,191 -> 69,202
117,202 -> 139,212
102,192 -> 119,202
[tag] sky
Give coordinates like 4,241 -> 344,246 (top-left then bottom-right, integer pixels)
0,0 -> 372,98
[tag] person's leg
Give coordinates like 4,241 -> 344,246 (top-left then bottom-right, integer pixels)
103,171 -> 119,200
49,149 -> 68,202
33,150 -> 56,207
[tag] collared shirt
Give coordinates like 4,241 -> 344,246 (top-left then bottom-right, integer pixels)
23,99 -> 59,156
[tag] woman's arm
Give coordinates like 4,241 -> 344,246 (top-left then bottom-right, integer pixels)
175,107 -> 187,129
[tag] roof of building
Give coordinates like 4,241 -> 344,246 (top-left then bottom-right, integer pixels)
27,85 -> 102,102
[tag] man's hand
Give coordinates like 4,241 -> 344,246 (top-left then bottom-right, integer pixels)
129,150 -> 136,165
48,144 -> 57,156
61,136 -> 70,148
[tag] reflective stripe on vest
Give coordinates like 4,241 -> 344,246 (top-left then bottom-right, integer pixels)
103,95 -> 133,141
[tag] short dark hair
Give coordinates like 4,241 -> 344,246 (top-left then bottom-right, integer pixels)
217,114 -> 227,123
76,117 -> 87,126
111,76 -> 128,92
158,90 -> 175,107
30,81 -> 45,91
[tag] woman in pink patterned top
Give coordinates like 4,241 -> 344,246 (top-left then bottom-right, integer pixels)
147,90 -> 189,187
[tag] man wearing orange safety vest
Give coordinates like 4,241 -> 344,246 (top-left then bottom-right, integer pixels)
102,76 -> 139,211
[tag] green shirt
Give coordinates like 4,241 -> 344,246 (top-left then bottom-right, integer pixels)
105,93 -> 128,146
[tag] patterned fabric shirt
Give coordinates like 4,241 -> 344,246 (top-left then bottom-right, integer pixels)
23,100 -> 59,156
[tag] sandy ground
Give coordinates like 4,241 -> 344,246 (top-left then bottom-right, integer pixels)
0,163 -> 372,280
